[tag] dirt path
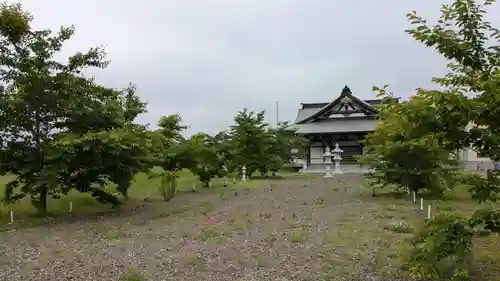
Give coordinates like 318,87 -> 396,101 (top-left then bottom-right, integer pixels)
0,174 -> 397,281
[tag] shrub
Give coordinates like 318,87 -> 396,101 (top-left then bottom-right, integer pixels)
402,213 -> 474,279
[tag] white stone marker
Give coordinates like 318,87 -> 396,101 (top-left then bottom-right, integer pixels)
242,166 -> 247,182
222,165 -> 228,187
427,204 -> 432,220
420,198 -> 424,211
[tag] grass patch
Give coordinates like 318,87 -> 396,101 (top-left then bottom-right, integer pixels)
182,252 -> 205,269
383,221 -> 413,234
0,169 -> 301,230
287,228 -> 309,243
105,228 -> 134,240
313,196 -> 325,206
196,225 -> 229,243
362,183 -> 500,279
229,217 -> 255,231
119,269 -> 145,281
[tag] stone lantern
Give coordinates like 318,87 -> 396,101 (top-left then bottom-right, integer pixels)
241,165 -> 247,182
222,165 -> 228,187
332,143 -> 344,174
322,146 -> 333,178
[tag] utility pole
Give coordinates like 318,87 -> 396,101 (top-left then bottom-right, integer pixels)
276,100 -> 279,128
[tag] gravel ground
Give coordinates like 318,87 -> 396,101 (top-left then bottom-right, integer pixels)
0,174 -> 408,281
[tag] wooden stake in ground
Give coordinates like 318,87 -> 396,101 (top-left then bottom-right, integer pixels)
412,191 -> 416,203
427,204 -> 431,220
9,210 -> 14,224
420,197 -> 424,211
69,201 -> 73,214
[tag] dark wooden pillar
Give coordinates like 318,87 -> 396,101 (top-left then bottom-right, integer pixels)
303,135 -> 311,166
306,145 -> 311,165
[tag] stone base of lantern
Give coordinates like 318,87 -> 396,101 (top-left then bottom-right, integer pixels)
333,160 -> 343,174
323,165 -> 334,178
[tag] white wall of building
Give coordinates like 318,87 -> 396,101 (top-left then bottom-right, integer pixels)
459,122 -> 495,170
309,142 -> 323,164
459,148 -> 491,162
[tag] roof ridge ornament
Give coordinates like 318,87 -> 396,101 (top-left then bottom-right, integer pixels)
341,85 -> 351,95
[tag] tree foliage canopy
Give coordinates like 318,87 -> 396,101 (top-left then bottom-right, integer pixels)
0,1 -> 305,216
362,0 -> 500,278
362,87 -> 463,196
0,2 -> 148,211
228,109 -> 303,177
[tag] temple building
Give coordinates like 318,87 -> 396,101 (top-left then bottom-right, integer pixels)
293,85 -> 497,172
293,85 -> 385,170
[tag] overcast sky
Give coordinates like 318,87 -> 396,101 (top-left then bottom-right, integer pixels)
16,0 -> 500,135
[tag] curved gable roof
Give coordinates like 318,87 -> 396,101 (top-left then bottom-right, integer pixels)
296,86 -> 378,124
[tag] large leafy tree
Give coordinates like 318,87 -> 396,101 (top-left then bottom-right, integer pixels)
362,87 -> 464,196
0,2 -> 149,212
156,114 -> 187,144
186,133 -> 223,187
153,114 -> 193,171
364,0 -> 500,278
52,83 -> 149,201
229,109 -> 275,177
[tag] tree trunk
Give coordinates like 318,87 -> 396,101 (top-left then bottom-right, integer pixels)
33,184 -> 48,214
40,185 -> 48,213
34,107 -> 47,214
117,181 -> 130,200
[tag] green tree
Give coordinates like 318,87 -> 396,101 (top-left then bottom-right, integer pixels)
156,114 -> 187,144
145,114 -> 193,200
186,133 -> 222,187
0,3 -> 148,212
366,0 -> 500,278
212,130 -> 234,170
267,121 -> 305,174
361,87 -> 463,197
153,114 -> 192,172
229,109 -> 274,177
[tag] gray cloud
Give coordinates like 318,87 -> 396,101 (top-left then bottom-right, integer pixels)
18,0 -> 500,134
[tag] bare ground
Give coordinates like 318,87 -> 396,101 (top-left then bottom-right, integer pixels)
0,174 -> 409,281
